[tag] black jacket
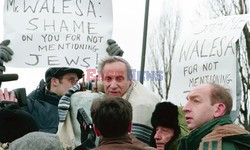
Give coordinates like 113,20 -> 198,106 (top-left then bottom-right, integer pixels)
24,80 -> 60,133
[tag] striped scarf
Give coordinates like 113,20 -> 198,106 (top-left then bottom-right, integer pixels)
58,83 -> 81,122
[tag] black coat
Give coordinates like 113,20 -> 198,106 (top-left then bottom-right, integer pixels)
23,80 -> 60,133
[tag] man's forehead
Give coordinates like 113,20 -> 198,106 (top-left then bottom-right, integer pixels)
103,62 -> 127,70
103,70 -> 126,77
192,84 -> 212,92
187,84 -> 212,98
157,126 -> 174,130
103,61 -> 126,69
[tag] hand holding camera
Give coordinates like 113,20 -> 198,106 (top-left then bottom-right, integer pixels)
0,88 -> 17,102
0,88 -> 27,107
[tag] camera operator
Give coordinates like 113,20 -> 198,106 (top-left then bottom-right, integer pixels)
0,88 -> 65,150
0,88 -> 39,147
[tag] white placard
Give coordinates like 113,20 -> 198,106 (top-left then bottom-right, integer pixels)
169,14 -> 250,110
3,0 -> 112,68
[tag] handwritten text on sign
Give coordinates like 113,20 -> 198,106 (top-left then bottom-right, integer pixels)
4,0 -> 112,68
169,15 -> 250,110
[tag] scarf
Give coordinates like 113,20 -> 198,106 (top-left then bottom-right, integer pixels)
178,115 -> 232,150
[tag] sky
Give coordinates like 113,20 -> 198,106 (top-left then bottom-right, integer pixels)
0,0 -> 199,93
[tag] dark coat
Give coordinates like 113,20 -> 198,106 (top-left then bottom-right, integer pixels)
23,80 -> 60,133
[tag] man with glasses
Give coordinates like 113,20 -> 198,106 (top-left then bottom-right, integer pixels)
25,67 -> 83,133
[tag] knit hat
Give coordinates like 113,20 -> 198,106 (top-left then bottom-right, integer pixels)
9,132 -> 63,150
151,102 -> 179,130
0,102 -> 38,143
45,67 -> 83,83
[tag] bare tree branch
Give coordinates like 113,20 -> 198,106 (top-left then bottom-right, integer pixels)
147,1 -> 181,100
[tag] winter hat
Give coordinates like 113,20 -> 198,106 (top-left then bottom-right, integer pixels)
45,67 -> 83,83
151,102 -> 179,131
9,132 -> 63,150
0,102 -> 38,143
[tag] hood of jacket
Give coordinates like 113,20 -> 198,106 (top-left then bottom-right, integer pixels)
28,79 -> 61,106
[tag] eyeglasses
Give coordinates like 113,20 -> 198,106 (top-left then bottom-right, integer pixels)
62,77 -> 79,84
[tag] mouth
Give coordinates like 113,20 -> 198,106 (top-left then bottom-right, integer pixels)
156,143 -> 165,150
109,91 -> 121,96
185,116 -> 192,122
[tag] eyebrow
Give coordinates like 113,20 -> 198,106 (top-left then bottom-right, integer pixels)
116,75 -> 124,78
187,95 -> 200,100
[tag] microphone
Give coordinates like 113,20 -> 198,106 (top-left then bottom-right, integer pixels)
0,74 -> 19,82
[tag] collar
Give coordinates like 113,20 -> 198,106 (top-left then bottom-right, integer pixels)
122,81 -> 135,100
100,134 -> 132,146
178,115 -> 232,150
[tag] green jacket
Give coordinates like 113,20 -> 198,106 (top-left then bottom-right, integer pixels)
178,115 -> 250,150
167,107 -> 189,150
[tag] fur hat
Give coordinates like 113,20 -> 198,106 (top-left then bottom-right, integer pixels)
151,102 -> 179,131
150,102 -> 183,149
0,102 -> 38,143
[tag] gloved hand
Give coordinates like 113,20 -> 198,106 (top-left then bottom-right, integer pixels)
106,39 -> 124,57
0,40 -> 13,72
0,40 -> 13,63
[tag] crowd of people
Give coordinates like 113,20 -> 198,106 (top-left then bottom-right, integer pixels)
0,39 -> 250,150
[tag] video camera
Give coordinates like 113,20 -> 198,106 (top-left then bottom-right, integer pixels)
0,73 -> 27,106
77,107 -> 96,149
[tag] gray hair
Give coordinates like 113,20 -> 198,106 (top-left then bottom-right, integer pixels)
98,56 -> 133,80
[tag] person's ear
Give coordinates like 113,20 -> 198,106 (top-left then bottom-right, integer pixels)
213,103 -> 226,118
93,124 -> 101,136
128,122 -> 132,132
51,77 -> 58,86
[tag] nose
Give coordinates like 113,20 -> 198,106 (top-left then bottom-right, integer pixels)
154,130 -> 161,140
183,102 -> 190,113
110,80 -> 118,89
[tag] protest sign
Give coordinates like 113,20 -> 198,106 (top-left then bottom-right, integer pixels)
3,0 -> 112,68
169,14 -> 250,110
